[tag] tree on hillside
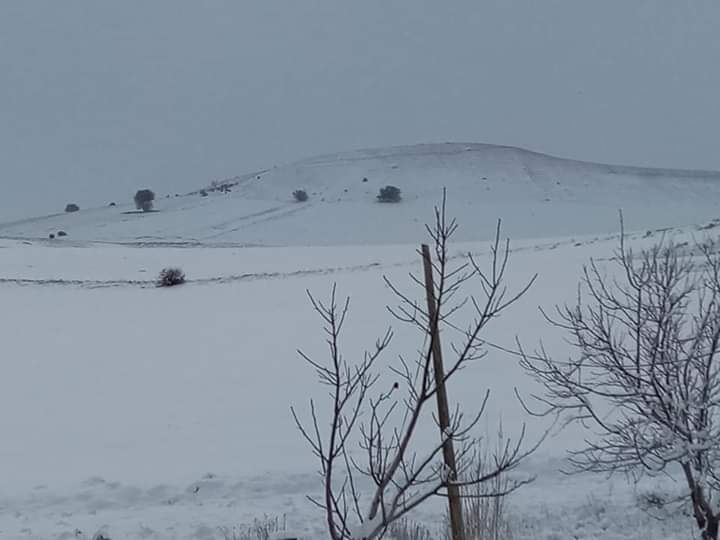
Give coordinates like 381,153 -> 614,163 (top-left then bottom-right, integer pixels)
134,189 -> 155,212
377,185 -> 401,203
519,220 -> 720,540
292,191 -> 541,540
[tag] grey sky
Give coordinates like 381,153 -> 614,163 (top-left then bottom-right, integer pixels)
1,1 -> 719,220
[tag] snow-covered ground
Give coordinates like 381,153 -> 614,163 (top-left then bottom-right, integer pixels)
2,144 -> 719,539
1,223 -> 716,539
1,143 -> 720,247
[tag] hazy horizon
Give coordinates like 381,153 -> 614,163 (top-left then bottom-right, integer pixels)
2,1 -> 719,220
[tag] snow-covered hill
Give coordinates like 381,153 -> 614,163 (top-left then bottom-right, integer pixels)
2,143 -> 720,246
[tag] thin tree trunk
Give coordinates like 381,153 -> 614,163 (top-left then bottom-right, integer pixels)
683,463 -> 718,540
705,517 -> 719,540
421,243 -> 465,540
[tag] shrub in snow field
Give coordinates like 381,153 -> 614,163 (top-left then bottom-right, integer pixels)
219,515 -> 286,540
200,189 -> 208,197
636,490 -> 668,512
388,519 -> 434,540
156,267 -> 186,287
65,203 -> 79,213
48,233 -> 55,239
377,185 -> 401,203
211,180 -> 233,193
134,189 -> 155,211
57,230 -> 67,237
293,189 -> 308,202
448,436 -> 515,540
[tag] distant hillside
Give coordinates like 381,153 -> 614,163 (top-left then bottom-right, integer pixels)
1,143 -> 719,246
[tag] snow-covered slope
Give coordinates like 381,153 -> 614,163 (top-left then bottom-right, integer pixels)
2,143 -> 720,246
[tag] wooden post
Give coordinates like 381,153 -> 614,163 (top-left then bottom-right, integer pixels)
421,243 -> 465,540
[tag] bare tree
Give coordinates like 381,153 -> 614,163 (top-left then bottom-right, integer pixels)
519,220 -> 720,540
291,192 -> 540,540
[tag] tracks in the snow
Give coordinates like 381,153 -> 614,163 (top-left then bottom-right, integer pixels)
0,262 -> 383,289
0,223 -> 710,290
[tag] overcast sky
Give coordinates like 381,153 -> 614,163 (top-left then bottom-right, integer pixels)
1,1 -> 719,219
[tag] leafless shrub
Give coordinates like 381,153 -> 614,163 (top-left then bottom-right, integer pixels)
219,515 -> 286,540
448,427 -> 515,540
388,518 -> 435,540
519,216 -> 720,539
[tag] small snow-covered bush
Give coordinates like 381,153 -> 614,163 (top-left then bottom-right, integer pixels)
293,189 -> 308,202
377,185 -> 401,203
65,203 -> 80,213
134,189 -> 155,212
156,267 -> 186,287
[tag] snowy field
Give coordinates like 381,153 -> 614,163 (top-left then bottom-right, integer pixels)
2,144 -> 720,539
1,222 -> 715,539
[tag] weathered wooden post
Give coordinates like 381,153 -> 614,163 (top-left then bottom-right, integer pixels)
421,243 -> 465,540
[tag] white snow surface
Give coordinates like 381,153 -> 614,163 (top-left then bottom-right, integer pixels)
1,143 -> 720,247
2,143 -> 719,539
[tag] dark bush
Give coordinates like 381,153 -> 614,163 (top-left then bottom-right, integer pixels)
376,185 -> 402,203
48,233 -> 55,239
156,267 -> 186,287
134,189 -> 155,212
293,189 -> 309,202
57,230 -> 67,237
109,202 -> 116,207
65,203 -> 79,213
199,189 -> 208,197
